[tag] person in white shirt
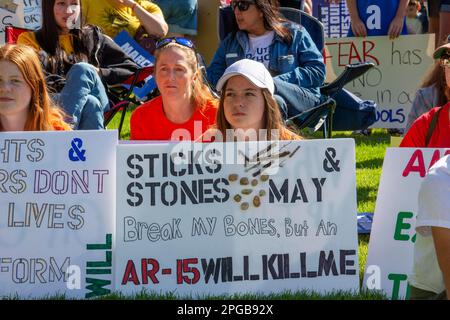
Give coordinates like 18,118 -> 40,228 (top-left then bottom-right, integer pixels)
406,0 -> 424,34
409,154 -> 450,299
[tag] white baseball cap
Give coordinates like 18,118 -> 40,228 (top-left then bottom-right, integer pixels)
216,59 -> 275,96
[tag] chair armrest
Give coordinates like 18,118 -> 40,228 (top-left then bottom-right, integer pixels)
320,62 -> 374,97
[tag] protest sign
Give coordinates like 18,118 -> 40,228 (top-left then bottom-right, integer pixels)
313,0 -> 350,38
0,130 -> 117,299
113,30 -> 156,100
325,34 -> 435,129
116,139 -> 359,296
364,147 -> 450,299
0,0 -> 41,44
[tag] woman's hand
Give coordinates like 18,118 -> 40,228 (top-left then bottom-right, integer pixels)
350,16 -> 367,37
387,15 -> 404,39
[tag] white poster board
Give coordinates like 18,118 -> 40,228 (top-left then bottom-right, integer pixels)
325,34 -> 435,129
0,130 -> 117,299
364,147 -> 450,299
0,0 -> 41,44
116,139 -> 359,296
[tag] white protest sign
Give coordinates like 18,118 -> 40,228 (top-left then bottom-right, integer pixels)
325,34 -> 435,129
0,0 -> 41,44
364,147 -> 450,299
0,130 -> 117,299
116,139 -> 359,296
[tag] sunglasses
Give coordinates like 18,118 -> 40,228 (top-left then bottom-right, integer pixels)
155,37 -> 195,50
231,0 -> 256,12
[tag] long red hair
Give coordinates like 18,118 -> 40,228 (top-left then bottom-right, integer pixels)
0,44 -> 70,131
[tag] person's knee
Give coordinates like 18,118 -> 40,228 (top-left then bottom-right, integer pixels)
79,95 -> 105,130
84,95 -> 105,113
67,62 -> 97,79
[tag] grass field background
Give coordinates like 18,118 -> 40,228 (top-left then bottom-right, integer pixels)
102,106 -> 391,300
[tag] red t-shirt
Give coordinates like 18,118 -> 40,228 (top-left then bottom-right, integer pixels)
400,102 -> 450,148
130,96 -> 218,141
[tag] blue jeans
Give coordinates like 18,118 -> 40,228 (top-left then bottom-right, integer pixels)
153,0 -> 197,35
273,78 -> 321,119
57,63 -> 109,130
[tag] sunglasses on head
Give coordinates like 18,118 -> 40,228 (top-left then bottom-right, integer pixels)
155,37 -> 195,50
231,0 -> 256,12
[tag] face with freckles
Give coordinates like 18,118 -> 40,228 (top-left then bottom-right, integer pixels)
155,46 -> 197,100
0,60 -> 32,129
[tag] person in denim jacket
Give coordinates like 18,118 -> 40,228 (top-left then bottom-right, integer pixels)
207,0 -> 325,119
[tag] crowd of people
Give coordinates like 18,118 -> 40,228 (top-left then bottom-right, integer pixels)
0,0 -> 450,300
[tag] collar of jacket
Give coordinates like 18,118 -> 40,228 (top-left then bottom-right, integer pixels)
235,22 -> 296,48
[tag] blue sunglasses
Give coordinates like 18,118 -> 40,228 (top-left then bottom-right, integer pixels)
155,37 -> 195,50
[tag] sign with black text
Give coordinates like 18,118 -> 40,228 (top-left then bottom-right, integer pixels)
0,130 -> 117,298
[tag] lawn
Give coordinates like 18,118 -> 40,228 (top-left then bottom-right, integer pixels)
103,107 -> 391,300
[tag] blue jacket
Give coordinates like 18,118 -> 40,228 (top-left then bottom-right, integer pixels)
207,23 -> 325,97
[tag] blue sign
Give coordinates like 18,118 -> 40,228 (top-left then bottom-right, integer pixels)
113,31 -> 157,99
313,0 -> 350,38
114,30 -> 155,67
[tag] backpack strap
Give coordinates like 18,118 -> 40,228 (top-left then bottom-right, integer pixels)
425,107 -> 443,147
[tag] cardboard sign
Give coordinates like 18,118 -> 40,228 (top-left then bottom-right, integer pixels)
115,139 -> 359,296
0,1 -> 41,44
313,0 -> 350,38
325,34 -> 435,129
364,147 -> 450,299
0,130 -> 117,299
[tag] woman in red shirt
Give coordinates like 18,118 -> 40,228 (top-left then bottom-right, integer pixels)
0,44 -> 70,132
130,37 -> 218,141
401,42 -> 450,148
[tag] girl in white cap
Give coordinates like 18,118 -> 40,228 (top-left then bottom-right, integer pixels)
202,59 -> 300,142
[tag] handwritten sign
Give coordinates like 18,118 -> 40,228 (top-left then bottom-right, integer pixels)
115,139 -> 359,296
364,147 -> 450,299
325,34 -> 435,129
0,130 -> 117,299
313,0 -> 350,38
0,0 -> 41,44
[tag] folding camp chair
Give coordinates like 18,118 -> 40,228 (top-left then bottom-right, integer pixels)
5,25 -> 154,138
104,65 -> 155,137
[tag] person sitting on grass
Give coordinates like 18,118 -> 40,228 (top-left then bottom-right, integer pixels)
130,37 -> 218,141
17,0 -> 138,130
202,59 -> 300,142
401,41 -> 450,147
0,44 -> 70,132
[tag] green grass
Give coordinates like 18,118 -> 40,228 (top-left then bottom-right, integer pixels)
100,114 -> 391,300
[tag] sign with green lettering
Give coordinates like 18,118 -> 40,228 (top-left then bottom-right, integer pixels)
0,131 -> 117,298
364,147 -> 450,299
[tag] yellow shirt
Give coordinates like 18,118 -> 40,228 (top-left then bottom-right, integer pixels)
17,31 -> 74,55
81,0 -> 163,38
